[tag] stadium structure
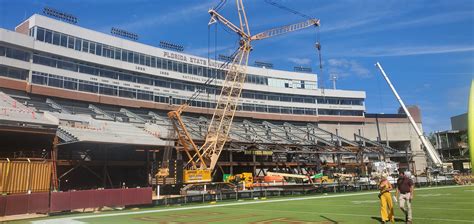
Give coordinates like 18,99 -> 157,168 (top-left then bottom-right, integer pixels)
0,13 -> 431,194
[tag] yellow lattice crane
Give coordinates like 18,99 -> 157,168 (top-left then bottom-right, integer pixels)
164,0 -> 320,184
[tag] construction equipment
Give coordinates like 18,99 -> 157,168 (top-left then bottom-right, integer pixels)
164,1 -> 320,184
266,171 -> 314,184
313,175 -> 335,184
375,62 -> 443,167
226,172 -> 254,189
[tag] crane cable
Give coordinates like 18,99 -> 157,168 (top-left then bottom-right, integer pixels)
264,0 -> 313,20
213,0 -> 227,12
264,0 -> 325,90
183,0 -> 234,109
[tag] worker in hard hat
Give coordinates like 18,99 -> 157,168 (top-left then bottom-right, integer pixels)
378,173 -> 395,223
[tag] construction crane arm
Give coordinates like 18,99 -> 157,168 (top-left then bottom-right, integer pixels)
251,18 -> 320,40
375,62 -> 443,167
209,9 -> 250,39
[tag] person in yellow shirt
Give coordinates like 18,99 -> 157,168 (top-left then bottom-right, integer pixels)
378,174 -> 395,223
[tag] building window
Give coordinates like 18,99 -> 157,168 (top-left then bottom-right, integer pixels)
96,44 -> 102,56
89,42 -> 96,54
151,57 -> 156,68
121,50 -> 128,62
114,48 -> 121,60
48,74 -> 63,88
67,36 -> 75,49
0,65 -> 28,80
145,56 -> 151,66
60,34 -> 67,47
75,38 -> 82,51
45,30 -> 53,43
82,41 -> 89,52
57,60 -> 77,72
5,47 -> 30,61
36,28 -> 45,42
78,80 -> 98,93
32,72 -> 48,85
137,90 -> 153,101
119,87 -> 136,99
64,77 -> 78,90
99,84 -> 118,96
133,53 -> 139,64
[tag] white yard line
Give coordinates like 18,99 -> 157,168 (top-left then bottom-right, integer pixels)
31,185 -> 473,224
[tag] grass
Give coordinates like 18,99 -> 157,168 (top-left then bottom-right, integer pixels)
10,185 -> 474,224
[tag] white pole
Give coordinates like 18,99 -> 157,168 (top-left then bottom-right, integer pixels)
375,62 -> 442,166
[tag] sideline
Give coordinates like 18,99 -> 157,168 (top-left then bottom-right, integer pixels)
31,185 -> 473,224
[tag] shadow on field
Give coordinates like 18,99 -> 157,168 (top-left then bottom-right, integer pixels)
371,216 -> 406,223
320,215 -> 338,223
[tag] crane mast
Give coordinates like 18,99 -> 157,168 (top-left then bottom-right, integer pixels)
164,0 -> 320,184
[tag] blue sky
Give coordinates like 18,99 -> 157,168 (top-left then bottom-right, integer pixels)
0,0 -> 473,133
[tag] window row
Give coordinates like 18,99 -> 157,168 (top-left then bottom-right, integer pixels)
318,109 -> 364,116
317,98 -> 364,106
0,65 -> 29,80
32,53 -> 361,105
30,72 -> 362,116
34,26 -> 315,89
0,45 -> 30,62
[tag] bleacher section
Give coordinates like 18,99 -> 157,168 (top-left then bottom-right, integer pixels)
58,118 -> 166,146
0,91 -> 58,127
0,89 -> 402,158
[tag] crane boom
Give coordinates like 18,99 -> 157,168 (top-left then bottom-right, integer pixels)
375,62 -> 443,167
251,19 -> 320,40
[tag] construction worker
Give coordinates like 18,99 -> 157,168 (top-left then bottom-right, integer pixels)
378,174 -> 394,223
396,169 -> 414,224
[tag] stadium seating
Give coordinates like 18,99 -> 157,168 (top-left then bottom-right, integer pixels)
0,91 -> 57,126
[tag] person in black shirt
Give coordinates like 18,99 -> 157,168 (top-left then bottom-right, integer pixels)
396,169 -> 414,224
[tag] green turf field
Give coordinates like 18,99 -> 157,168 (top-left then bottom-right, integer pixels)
13,185 -> 474,224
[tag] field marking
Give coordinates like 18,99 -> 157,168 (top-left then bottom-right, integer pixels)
296,202 -> 474,211
225,207 -> 474,223
31,185 -> 473,224
417,193 -> 452,197
350,200 -> 379,204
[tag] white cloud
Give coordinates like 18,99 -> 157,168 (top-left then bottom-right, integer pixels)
354,45 -> 474,57
115,2 -> 213,30
327,58 -> 371,78
354,10 -> 473,35
287,57 -> 311,65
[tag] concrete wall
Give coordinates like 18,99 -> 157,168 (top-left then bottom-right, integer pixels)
451,113 -> 467,131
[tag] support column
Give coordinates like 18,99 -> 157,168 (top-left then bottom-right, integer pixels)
253,154 -> 256,176
51,136 -> 59,191
229,151 -> 233,175
146,149 -> 150,186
